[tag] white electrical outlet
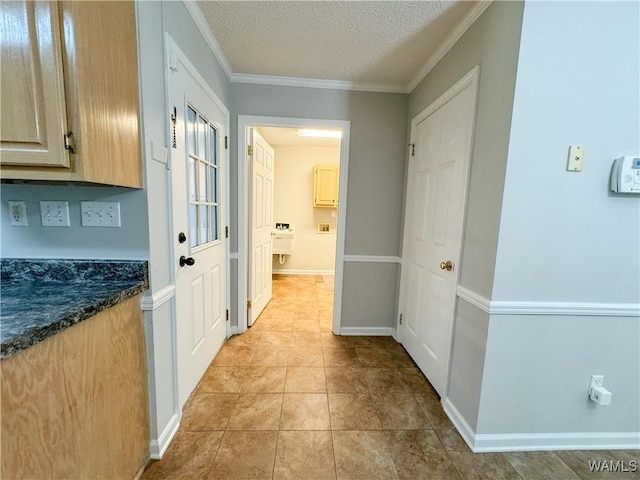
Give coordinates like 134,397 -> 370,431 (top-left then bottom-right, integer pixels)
80,201 -> 121,227
590,375 -> 604,390
8,201 -> 28,226
40,201 -> 70,227
567,145 -> 585,172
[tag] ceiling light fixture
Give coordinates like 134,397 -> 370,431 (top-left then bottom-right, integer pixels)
298,129 -> 342,139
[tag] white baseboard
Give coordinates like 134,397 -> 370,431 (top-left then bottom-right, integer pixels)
228,325 -> 239,336
340,327 -> 396,336
442,397 -> 640,452
442,397 -> 477,450
273,269 -> 335,275
149,413 -> 180,459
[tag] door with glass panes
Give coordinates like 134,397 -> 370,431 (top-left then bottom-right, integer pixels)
170,57 -> 227,408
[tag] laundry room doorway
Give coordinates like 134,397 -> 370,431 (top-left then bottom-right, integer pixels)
237,116 -> 350,335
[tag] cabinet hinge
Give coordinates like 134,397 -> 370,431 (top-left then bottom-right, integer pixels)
225,136 -> 228,149
64,131 -> 75,154
226,309 -> 229,321
409,143 -> 415,156
247,145 -> 254,156
171,107 -> 177,149
399,313 -> 403,325
247,300 -> 252,309
225,226 -> 229,238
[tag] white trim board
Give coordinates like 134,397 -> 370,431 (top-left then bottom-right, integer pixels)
273,269 -> 335,276
141,285 -> 176,311
340,327 -> 396,337
457,286 -> 640,317
231,73 -> 405,94
344,255 -> 401,264
442,398 -> 640,452
149,413 -> 180,459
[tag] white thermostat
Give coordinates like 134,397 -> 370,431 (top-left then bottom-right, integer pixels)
610,156 -> 640,193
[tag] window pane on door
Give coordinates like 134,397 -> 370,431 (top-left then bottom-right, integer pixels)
186,103 -> 220,249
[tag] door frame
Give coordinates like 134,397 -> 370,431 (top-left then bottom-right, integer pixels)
237,115 -> 351,334
165,33 -> 231,399
397,66 -> 480,396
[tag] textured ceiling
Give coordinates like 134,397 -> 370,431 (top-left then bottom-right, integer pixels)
195,1 -> 481,91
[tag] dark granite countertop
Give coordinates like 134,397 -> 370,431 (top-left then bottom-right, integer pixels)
1,259 -> 148,359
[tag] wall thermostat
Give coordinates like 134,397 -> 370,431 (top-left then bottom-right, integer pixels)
610,156 -> 640,193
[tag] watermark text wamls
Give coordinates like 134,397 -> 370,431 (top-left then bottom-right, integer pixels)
588,459 -> 637,473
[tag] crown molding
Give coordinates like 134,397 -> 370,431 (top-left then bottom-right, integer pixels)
182,0 -> 233,80
231,73 -> 407,94
406,1 -> 492,93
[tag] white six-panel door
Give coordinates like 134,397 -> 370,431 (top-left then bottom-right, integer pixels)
248,129 -> 275,325
399,73 -> 477,397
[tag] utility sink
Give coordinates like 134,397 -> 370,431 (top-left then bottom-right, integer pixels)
273,229 -> 294,254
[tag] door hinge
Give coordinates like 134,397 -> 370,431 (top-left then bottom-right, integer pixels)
171,107 -> 177,149
63,131 -> 75,154
225,136 -> 228,150
399,313 -> 403,325
226,309 -> 229,321
225,226 -> 229,238
247,300 -> 252,309
247,145 -> 254,156
409,143 -> 415,156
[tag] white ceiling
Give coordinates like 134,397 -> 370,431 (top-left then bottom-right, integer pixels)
189,1 -> 490,93
256,126 -> 342,148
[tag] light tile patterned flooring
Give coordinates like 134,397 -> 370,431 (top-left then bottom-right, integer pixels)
143,275 -> 638,479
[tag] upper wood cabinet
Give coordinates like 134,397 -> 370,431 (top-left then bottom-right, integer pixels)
0,1 -> 142,188
314,164 -> 339,207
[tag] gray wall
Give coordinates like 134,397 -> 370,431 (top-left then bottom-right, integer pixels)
408,1 -> 525,429
0,184 -> 148,259
231,84 -> 409,330
478,0 -> 640,437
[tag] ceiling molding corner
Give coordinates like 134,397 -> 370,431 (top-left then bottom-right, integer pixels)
230,73 -> 407,94
182,0 -> 233,80
406,0 -> 493,93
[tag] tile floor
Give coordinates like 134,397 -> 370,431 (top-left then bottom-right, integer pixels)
143,275 -> 639,480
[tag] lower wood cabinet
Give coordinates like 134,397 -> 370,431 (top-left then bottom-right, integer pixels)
0,295 -> 149,479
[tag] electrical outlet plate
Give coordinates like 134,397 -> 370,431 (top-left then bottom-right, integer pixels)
590,375 -> 604,390
40,201 -> 70,227
80,201 -> 121,227
567,145 -> 585,172
8,201 -> 28,226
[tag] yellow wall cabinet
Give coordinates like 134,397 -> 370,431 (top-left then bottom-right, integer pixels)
314,164 -> 339,207
0,1 -> 142,188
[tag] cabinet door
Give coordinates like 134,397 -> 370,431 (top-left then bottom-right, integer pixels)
0,1 -> 69,167
314,165 -> 339,207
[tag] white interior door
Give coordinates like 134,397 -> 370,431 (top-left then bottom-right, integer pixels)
170,59 -> 227,408
399,80 -> 475,397
248,129 -> 275,325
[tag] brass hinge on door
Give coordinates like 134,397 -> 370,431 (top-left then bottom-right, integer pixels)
247,145 -> 254,156
399,313 -> 403,325
247,300 -> 252,309
225,136 -> 228,149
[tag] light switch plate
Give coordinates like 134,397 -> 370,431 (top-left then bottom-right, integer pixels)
81,201 -> 121,227
40,201 -> 70,227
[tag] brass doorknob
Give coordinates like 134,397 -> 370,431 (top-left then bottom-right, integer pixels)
440,261 -> 453,271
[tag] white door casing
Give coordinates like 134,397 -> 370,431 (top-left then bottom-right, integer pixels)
169,47 -> 228,409
398,67 -> 479,397
236,116 -> 351,334
248,129 -> 275,325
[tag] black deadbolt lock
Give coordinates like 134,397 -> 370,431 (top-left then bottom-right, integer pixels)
178,232 -> 187,243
